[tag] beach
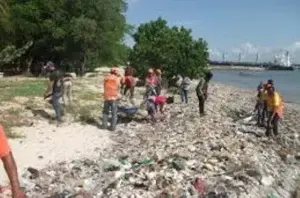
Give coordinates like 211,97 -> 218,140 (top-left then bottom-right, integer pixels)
0,74 -> 300,197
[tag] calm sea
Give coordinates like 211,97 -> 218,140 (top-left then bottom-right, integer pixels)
212,69 -> 300,104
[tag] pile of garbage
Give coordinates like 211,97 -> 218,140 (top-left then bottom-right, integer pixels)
23,83 -> 300,198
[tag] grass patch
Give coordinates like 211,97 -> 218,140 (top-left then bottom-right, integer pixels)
65,103 -> 101,126
0,79 -> 45,101
78,91 -> 101,101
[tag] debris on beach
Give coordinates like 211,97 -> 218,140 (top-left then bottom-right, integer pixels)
19,81 -> 300,198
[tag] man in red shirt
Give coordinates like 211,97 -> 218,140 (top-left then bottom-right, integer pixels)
0,125 -> 25,198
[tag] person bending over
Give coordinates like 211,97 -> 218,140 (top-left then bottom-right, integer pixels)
146,96 -> 174,121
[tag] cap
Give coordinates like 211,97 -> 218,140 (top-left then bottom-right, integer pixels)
148,68 -> 154,73
156,69 -> 162,74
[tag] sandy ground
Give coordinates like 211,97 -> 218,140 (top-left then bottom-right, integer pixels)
0,121 -> 112,184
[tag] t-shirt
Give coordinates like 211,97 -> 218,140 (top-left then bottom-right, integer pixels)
196,77 -> 207,97
181,77 -> 191,90
124,76 -> 136,88
49,71 -> 63,94
266,91 -> 284,117
149,96 -> 167,105
104,74 -> 121,100
0,125 -> 11,159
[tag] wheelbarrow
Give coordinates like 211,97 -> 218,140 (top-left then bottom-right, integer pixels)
117,106 -> 139,123
117,106 -> 139,116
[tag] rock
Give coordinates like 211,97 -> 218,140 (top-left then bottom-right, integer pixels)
84,72 -> 97,78
172,158 -> 186,171
245,169 -> 262,180
69,72 -> 77,79
261,175 -> 275,186
103,159 -> 122,171
187,145 -> 196,152
27,167 -> 39,179
202,163 -> 215,171
74,190 -> 93,198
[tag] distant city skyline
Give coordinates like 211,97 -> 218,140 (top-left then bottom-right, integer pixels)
125,0 -> 300,63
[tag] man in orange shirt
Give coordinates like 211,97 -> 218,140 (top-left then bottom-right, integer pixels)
265,85 -> 283,137
0,125 -> 25,198
102,67 -> 121,131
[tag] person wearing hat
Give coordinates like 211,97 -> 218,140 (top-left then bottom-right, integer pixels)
122,66 -> 137,98
265,85 -> 283,137
196,71 -> 213,116
102,67 -> 121,131
44,69 -> 64,124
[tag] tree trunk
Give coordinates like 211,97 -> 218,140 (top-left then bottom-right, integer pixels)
26,57 -> 33,73
80,54 -> 86,76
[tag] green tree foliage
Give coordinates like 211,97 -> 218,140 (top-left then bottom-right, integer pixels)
0,0 -> 130,74
129,17 -> 209,79
0,0 -> 8,17
0,41 -> 33,65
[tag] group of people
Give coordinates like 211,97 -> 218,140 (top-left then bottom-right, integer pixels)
176,71 -> 213,116
102,66 -> 174,130
255,79 -> 284,137
102,66 -> 215,130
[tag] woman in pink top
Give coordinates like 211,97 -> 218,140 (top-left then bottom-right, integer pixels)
145,68 -> 157,86
144,68 -> 158,98
146,96 -> 174,121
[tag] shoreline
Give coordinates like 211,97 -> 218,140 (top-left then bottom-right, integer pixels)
212,80 -> 300,105
211,66 -> 265,71
0,76 -> 299,197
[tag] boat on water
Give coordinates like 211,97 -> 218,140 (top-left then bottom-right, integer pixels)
266,65 -> 295,71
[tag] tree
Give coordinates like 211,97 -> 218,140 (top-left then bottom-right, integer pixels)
0,0 -> 129,75
129,17 -> 209,79
0,0 -> 8,17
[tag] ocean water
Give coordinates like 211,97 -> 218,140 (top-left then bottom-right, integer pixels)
212,70 -> 300,104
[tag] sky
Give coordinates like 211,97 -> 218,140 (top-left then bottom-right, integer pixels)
125,0 -> 300,63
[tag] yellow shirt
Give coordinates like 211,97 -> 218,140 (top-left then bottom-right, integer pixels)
266,91 -> 283,116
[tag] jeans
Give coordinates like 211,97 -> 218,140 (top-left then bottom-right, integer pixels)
197,95 -> 205,115
181,89 -> 189,103
266,111 -> 280,136
102,100 -> 118,130
52,93 -> 63,122
261,100 -> 268,125
255,101 -> 264,125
